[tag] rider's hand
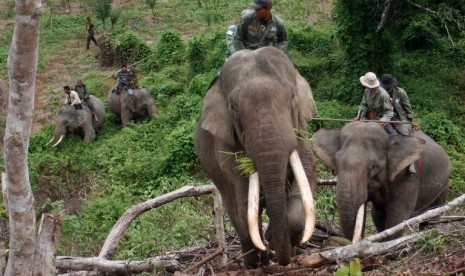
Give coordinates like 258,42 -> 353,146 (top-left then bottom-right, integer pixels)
412,120 -> 421,131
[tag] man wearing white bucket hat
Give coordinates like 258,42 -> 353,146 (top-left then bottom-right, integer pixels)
354,72 -> 394,131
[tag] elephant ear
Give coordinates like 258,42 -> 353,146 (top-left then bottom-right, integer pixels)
200,75 -> 234,146
76,109 -> 87,127
387,135 -> 426,181
295,73 -> 317,130
312,128 -> 341,174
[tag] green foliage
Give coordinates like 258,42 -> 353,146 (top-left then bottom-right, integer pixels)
417,228 -> 447,253
335,258 -> 363,276
85,0 -> 112,27
420,112 -> 465,150
144,0 -> 157,16
1,0 -> 16,19
188,35 -> 209,75
154,30 -> 186,69
188,70 -> 218,97
114,31 -> 152,66
333,0 -> 392,104
401,14 -> 441,51
308,100 -> 357,133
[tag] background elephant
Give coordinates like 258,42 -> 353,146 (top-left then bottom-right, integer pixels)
107,87 -> 156,127
312,122 -> 450,241
194,47 -> 318,268
48,95 -> 105,146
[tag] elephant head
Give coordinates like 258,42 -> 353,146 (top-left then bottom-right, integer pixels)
47,96 -> 104,146
313,122 -> 450,241
107,87 -> 156,127
195,47 -> 317,267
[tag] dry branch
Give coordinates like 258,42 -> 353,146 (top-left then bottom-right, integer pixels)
213,189 -> 227,266
299,193 -> 465,267
367,193 -> 465,242
56,255 -> 181,274
98,185 -> 216,260
182,248 -> 225,274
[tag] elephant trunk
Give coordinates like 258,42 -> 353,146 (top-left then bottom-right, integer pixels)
248,125 -> 294,266
336,172 -> 368,240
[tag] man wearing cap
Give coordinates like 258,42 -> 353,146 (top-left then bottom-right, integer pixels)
232,0 -> 287,54
380,73 -> 420,135
354,72 -> 394,131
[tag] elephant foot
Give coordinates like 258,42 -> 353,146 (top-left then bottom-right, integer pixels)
243,249 -> 270,268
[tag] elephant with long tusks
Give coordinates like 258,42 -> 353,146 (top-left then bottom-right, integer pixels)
194,46 -> 318,268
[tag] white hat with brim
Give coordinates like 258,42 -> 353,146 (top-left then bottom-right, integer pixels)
359,72 -> 380,88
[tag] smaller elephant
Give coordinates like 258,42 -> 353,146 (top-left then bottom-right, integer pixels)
47,95 -> 105,146
108,87 -> 156,127
312,122 -> 450,241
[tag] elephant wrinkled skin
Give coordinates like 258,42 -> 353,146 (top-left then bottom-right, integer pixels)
48,95 -> 105,146
108,87 -> 156,127
312,122 -> 450,240
194,47 -> 318,268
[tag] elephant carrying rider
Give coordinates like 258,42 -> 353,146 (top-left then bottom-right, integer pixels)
63,85 -> 82,110
74,79 -> 99,122
112,64 -> 130,95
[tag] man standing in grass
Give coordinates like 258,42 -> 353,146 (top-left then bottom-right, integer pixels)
232,0 -> 287,54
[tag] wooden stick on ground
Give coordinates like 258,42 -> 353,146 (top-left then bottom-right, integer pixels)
56,256 -> 181,274
182,248 -> 225,274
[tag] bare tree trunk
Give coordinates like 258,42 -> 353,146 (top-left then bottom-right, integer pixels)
213,189 -> 227,266
33,214 -> 62,276
4,0 -> 41,275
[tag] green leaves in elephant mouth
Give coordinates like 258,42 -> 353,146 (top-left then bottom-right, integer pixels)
220,151 -> 256,176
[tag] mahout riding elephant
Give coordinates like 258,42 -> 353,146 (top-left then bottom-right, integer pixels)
312,122 -> 450,241
194,47 -> 318,268
107,87 -> 156,127
47,95 -> 105,146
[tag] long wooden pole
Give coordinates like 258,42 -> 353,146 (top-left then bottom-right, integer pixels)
313,117 -> 414,124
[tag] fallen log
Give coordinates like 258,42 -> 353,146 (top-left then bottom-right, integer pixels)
56,255 -> 181,274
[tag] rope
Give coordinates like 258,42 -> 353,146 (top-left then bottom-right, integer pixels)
313,117 -> 414,124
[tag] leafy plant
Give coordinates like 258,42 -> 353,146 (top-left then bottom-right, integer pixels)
154,30 -> 186,69
335,258 -> 363,276
85,0 -> 111,27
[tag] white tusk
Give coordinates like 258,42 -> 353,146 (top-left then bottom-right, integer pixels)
352,203 -> 365,243
290,150 -> 316,244
45,137 -> 55,146
247,172 -> 266,251
52,135 -> 65,147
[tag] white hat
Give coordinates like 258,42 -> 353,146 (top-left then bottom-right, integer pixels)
359,72 -> 380,88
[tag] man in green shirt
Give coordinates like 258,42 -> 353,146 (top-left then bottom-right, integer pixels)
232,0 -> 287,54
380,74 -> 420,135
354,72 -> 394,132
74,79 -> 98,122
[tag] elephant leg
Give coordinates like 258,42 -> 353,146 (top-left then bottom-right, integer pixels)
384,178 -> 419,239
82,120 -> 96,142
121,107 -> 132,127
286,181 -> 305,249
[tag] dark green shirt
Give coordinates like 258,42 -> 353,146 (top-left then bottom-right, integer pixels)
388,86 -> 414,122
357,87 -> 394,122
74,84 -> 90,99
233,13 -> 287,53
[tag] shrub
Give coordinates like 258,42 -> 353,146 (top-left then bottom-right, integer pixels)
114,31 -> 152,67
154,30 -> 186,69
